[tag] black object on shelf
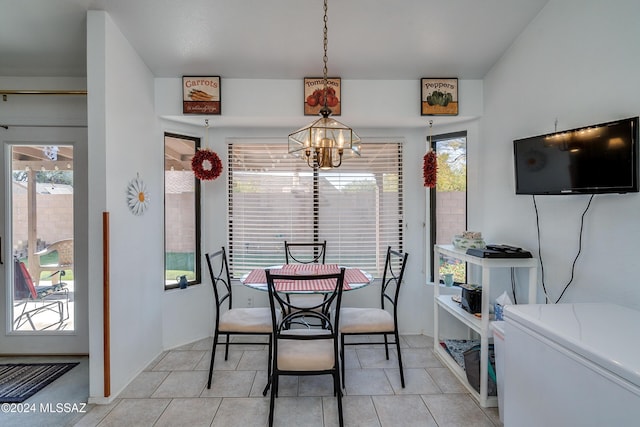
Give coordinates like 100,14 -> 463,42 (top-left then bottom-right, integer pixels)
466,244 -> 532,258
463,344 -> 498,396
460,284 -> 482,314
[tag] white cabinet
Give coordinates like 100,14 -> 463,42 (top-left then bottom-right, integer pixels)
432,244 -> 538,407
504,303 -> 640,426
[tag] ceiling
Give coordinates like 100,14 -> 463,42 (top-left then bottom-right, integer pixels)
1,0 -> 549,129
0,0 -> 548,80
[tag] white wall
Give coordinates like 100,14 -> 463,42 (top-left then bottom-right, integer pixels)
0,76 -> 87,126
159,120 -> 213,349
155,77 -> 483,341
87,11 -> 164,402
480,0 -> 640,308
155,78 -> 483,129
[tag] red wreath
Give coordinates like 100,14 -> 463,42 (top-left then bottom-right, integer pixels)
423,150 -> 438,188
191,149 -> 223,181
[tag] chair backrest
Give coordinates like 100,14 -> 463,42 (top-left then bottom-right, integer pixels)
284,241 -> 327,264
39,239 -> 74,267
380,246 -> 409,313
205,248 -> 233,321
266,268 -> 345,338
14,257 -> 37,299
55,239 -> 74,266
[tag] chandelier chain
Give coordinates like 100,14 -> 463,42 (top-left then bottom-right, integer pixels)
204,119 -> 209,148
287,0 -> 360,170
322,0 -> 328,91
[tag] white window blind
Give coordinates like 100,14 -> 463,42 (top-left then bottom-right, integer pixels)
228,140 -> 403,279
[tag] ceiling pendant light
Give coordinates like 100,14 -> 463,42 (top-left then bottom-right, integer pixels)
288,0 -> 360,170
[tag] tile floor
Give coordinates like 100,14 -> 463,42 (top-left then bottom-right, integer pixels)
70,334 -> 502,427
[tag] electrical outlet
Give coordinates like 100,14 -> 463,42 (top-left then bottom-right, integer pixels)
247,296 -> 253,307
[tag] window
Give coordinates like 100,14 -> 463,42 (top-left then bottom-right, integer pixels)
429,131 -> 467,283
228,140 -> 403,279
9,144 -> 75,331
164,133 -> 201,289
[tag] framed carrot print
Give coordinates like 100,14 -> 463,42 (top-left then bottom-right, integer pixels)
183,76 -> 221,115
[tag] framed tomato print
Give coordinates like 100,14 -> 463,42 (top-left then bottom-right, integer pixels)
304,77 -> 341,116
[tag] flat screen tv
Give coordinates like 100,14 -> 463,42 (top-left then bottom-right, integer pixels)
514,117 -> 639,195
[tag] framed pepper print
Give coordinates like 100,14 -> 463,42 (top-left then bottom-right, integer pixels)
421,78 -> 458,116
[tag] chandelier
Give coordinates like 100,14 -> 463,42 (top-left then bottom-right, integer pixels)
288,0 -> 361,170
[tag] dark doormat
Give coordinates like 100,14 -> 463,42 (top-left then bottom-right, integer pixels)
0,362 -> 79,403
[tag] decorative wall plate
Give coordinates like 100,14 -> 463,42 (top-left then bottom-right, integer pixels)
127,174 -> 149,215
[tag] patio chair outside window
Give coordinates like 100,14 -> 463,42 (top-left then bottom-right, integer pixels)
32,238 -> 73,285
13,256 -> 69,330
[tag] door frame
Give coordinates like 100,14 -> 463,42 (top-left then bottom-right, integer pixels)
1,125 -> 88,354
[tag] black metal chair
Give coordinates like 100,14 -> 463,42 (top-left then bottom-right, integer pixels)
264,267 -> 345,427
284,240 -> 327,264
339,246 -> 409,388
283,241 -> 328,328
204,247 -> 279,389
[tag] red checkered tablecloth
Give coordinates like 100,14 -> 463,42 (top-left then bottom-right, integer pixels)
242,264 -> 371,292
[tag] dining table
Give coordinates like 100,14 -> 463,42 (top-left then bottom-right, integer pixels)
241,264 -> 373,293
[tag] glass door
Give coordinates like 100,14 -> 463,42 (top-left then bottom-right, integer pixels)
1,126 -> 87,353
10,144 -> 75,331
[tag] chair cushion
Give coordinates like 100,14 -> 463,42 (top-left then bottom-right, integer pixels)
219,307 -> 276,333
340,307 -> 395,333
277,329 -> 335,371
34,283 -> 67,299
